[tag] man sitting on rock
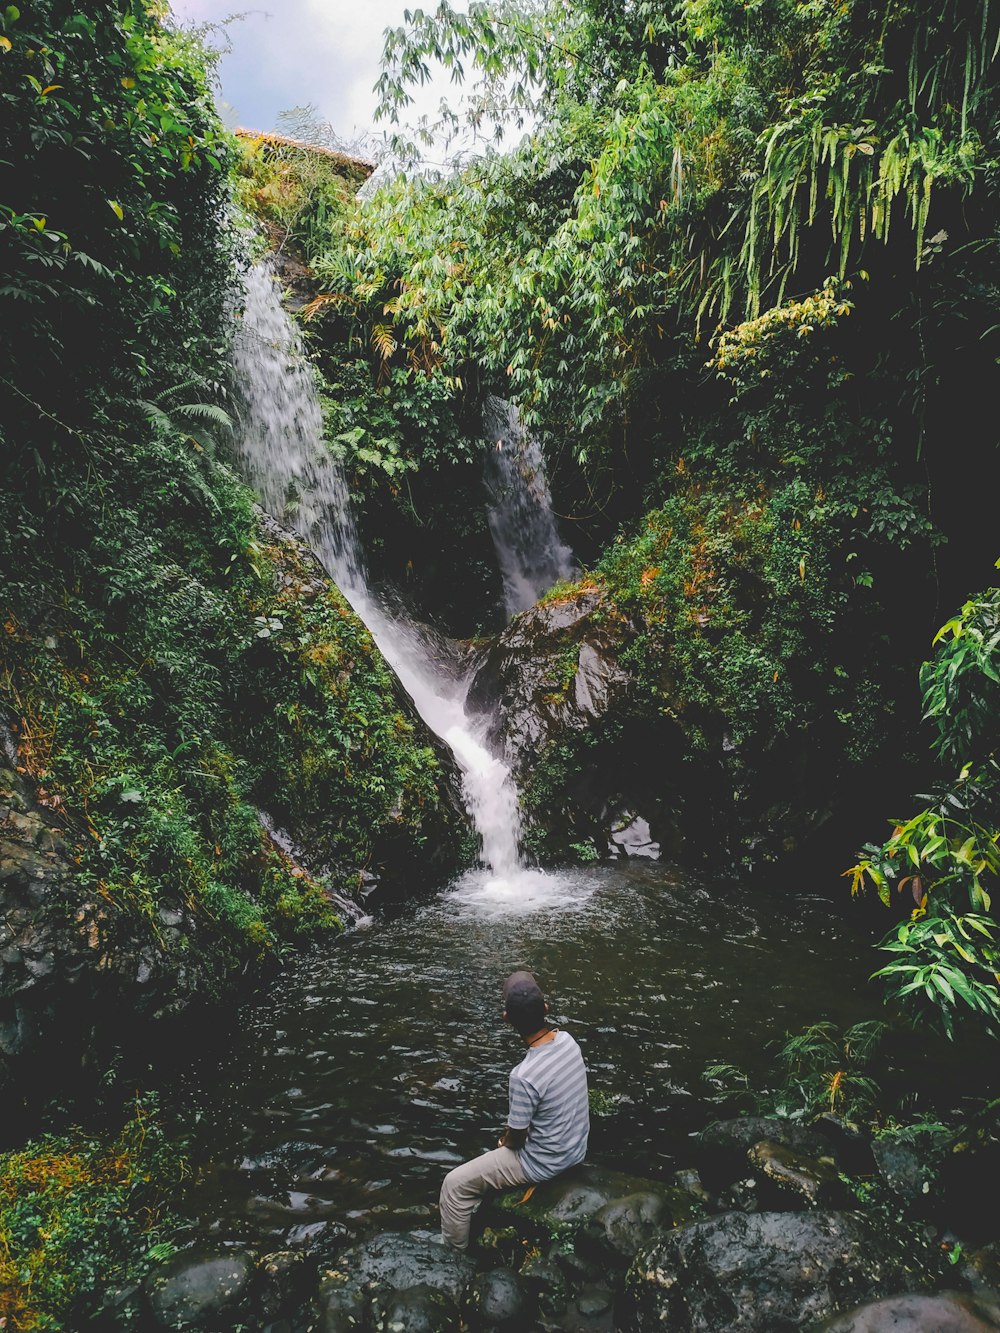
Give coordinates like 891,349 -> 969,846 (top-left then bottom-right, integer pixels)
439,970 -> 590,1250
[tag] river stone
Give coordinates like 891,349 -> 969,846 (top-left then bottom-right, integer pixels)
748,1139 -> 847,1209
968,1241 -> 1000,1293
624,1210 -> 941,1332
145,1248 -> 255,1329
332,1231 -> 475,1302
314,1272 -> 366,1333
698,1116 -> 832,1189
813,1290 -> 1000,1331
256,1250 -> 312,1323
462,1268 -> 534,1330
577,1283 -> 614,1316
371,1282 -> 460,1332
520,1252 -> 568,1316
576,1191 -> 677,1268
870,1139 -> 931,1203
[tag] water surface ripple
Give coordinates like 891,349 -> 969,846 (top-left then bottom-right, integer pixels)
184,862 -> 882,1238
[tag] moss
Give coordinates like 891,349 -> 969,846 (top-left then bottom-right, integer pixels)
0,1102 -> 185,1332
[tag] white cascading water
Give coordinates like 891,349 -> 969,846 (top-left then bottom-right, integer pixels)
483,394 -> 576,619
232,265 -> 534,889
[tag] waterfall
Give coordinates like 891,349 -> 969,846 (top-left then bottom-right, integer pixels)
483,394 -> 576,619
232,264 -> 523,878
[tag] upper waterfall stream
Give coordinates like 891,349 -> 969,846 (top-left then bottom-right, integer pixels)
483,394 -> 576,619
233,264 -> 553,899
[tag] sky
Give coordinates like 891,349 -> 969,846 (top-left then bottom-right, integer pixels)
170,1 -> 463,154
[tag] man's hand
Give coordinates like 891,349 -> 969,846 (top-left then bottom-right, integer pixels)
497,1126 -> 528,1151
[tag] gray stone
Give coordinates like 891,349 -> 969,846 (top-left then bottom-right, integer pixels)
519,1252 -> 568,1316
625,1210 -> 942,1332
371,1282 -> 460,1332
968,1241 -> 1000,1294
333,1231 -> 475,1303
314,1272 -> 366,1333
145,1248 -> 255,1329
462,1268 -> 534,1331
576,1191 -> 674,1268
871,1138 -> 930,1203
488,1163 -> 698,1244
813,1290 -> 1000,1332
577,1283 -> 614,1316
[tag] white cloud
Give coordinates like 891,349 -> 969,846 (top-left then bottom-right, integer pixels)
171,0 -> 462,143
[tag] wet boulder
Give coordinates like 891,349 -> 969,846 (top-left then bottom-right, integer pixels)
144,1247 -> 256,1330
748,1139 -> 848,1210
313,1271 -> 366,1333
371,1282 -> 460,1333
462,1268 -> 535,1330
519,1251 -> 569,1316
870,1138 -> 931,1205
576,1191 -> 678,1269
697,1116 -> 833,1192
624,1210 -> 943,1332
814,1290 -> 1000,1331
325,1226 -> 474,1301
256,1249 -> 314,1324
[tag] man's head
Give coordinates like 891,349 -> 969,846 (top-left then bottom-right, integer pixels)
502,970 -> 546,1035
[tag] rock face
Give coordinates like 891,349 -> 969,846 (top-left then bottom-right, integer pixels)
466,588 -> 689,859
466,587 -> 635,770
0,756 -> 208,1117
624,1210 -> 941,1332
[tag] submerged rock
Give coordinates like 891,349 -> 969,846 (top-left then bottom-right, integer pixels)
814,1290 -> 1000,1332
145,1248 -> 255,1329
624,1210 -> 942,1332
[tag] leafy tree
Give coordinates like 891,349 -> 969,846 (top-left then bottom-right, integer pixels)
850,576 -> 1000,1037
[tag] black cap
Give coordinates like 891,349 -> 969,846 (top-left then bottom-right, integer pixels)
503,971 -> 545,1035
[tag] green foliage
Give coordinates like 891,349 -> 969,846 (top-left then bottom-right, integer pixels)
0,1098 -> 185,1332
705,1020 -> 887,1123
231,127 -> 367,259
0,0 -> 231,400
347,0 -> 1000,436
851,582 -> 1000,1038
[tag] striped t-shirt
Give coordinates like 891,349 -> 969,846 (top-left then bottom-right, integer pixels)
507,1030 -> 589,1183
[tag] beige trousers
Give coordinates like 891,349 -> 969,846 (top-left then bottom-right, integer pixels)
439,1146 -> 530,1250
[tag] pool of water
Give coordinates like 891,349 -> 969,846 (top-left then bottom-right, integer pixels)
178,860 -> 910,1241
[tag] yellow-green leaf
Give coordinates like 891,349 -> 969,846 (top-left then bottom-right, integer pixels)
0,36 -> 12,53
107,199 -> 124,221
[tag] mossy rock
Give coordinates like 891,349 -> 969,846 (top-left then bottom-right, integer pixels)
483,1164 -> 704,1247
